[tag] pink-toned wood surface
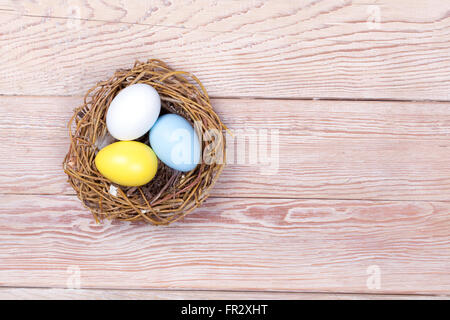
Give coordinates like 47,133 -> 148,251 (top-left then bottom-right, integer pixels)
2,96 -> 450,200
0,195 -> 449,294
0,0 -> 449,299
0,0 -> 449,100
0,288 -> 447,300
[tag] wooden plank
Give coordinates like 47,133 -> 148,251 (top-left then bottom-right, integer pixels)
0,1 -> 449,100
2,96 -> 450,200
1,0 -> 448,38
0,194 -> 449,294
0,287 -> 447,300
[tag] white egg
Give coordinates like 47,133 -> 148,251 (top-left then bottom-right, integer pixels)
106,83 -> 161,140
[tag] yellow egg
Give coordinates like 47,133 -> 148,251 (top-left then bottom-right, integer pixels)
95,141 -> 158,187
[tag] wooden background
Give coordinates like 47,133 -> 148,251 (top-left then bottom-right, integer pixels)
0,0 -> 449,300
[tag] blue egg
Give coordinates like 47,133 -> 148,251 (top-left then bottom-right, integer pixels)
149,114 -> 201,172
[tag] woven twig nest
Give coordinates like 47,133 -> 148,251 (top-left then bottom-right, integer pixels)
63,59 -> 226,225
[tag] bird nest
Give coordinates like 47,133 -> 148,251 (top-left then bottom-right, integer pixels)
63,59 -> 226,225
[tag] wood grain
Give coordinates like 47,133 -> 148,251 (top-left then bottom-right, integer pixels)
0,194 -> 449,294
1,96 -> 450,200
0,287 -> 447,300
1,0 -> 449,298
0,0 -> 449,100
1,0 -> 448,37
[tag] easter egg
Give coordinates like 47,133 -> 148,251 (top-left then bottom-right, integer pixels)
95,141 -> 158,187
149,114 -> 201,172
106,83 -> 161,140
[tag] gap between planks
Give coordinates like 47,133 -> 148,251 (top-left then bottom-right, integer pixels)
5,192 -> 450,205
0,286 -> 448,300
2,93 -> 450,104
